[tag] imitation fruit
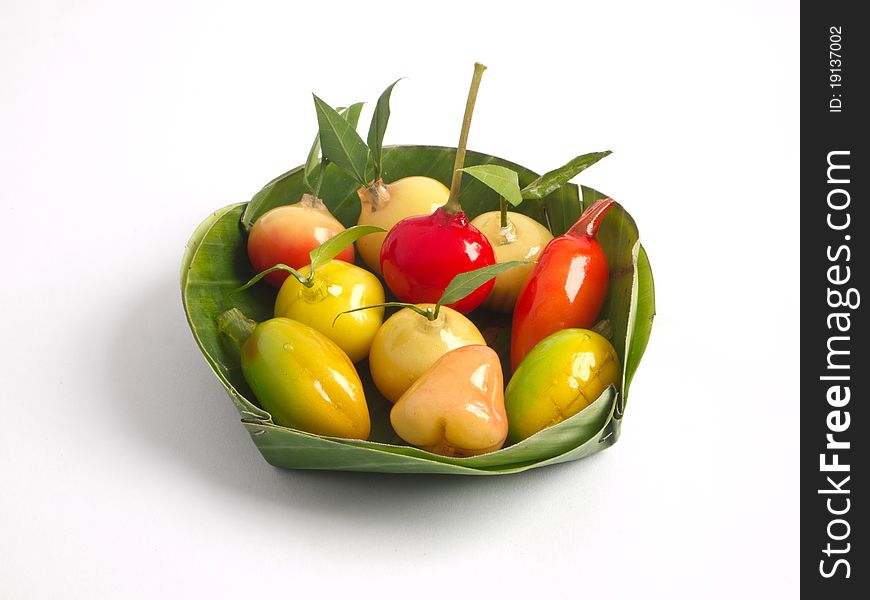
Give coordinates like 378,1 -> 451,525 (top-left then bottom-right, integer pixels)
511,198 -> 615,371
378,63 -> 496,313
505,328 -> 619,443
247,195 -> 353,287
239,226 -> 385,362
391,345 -> 508,457
338,261 -> 528,402
368,304 -> 485,403
274,260 -> 384,363
470,208 -> 552,312
218,309 -> 370,439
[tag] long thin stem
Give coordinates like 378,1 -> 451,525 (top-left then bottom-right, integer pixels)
333,302 -> 434,327
445,62 -> 487,214
499,196 -> 508,228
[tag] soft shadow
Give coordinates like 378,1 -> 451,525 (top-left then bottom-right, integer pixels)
104,272 -> 605,522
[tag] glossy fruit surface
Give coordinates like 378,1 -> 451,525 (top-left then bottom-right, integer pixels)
274,260 -> 384,363
391,345 -> 507,457
357,176 -> 448,275
369,304 -> 485,403
224,314 -> 370,439
505,328 -> 619,443
470,210 -> 554,312
380,207 -> 496,313
247,193 -> 353,287
511,199 -> 614,371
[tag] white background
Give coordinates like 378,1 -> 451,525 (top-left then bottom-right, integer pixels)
1,1 -> 799,597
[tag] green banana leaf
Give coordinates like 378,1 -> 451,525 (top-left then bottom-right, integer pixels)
181,145 -> 655,475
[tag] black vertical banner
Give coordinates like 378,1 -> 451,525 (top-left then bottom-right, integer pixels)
802,3 -> 866,596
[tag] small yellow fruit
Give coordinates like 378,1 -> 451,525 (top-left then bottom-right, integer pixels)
470,211 -> 553,312
274,260 -> 385,363
369,304 -> 485,403
357,176 -> 449,275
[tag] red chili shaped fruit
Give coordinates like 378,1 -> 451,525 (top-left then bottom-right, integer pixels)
379,63 -> 496,313
247,193 -> 353,287
510,198 -> 615,371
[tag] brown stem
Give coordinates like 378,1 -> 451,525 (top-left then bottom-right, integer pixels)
358,179 -> 390,211
592,319 -> 613,340
299,192 -> 326,210
445,62 -> 487,214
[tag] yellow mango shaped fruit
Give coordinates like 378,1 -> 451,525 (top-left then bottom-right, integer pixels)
369,304 -> 485,403
391,345 -> 507,457
274,260 -> 384,363
505,328 -> 619,443
218,309 -> 370,439
470,210 -> 553,312
357,176 -> 449,275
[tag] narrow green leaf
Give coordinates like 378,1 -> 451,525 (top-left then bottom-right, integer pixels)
460,164 -> 523,207
624,244 -> 655,397
303,102 -> 366,193
367,79 -> 402,180
308,225 -> 385,274
521,151 -> 612,200
313,94 -> 369,185
437,261 -> 531,309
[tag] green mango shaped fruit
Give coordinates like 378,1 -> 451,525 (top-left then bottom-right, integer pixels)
218,308 -> 370,439
505,328 -> 620,443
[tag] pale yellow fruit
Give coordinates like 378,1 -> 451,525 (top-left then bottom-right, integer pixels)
357,176 -> 449,275
368,304 -> 485,403
470,211 -> 554,312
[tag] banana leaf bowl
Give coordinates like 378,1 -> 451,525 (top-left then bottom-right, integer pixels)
181,145 -> 655,475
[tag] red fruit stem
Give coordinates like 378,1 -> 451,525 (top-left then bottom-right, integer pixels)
567,198 -> 616,238
445,62 -> 487,214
